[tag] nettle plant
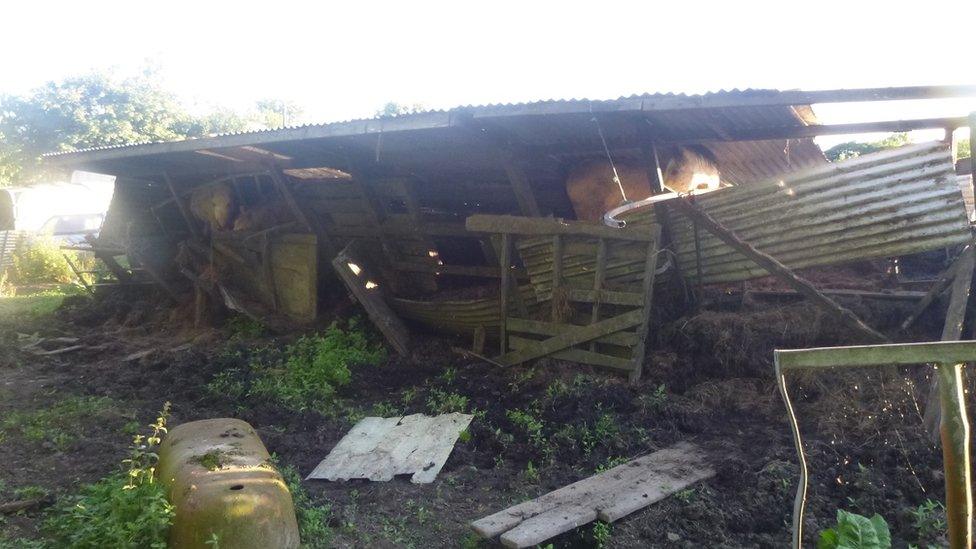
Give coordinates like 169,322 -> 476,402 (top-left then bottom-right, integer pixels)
44,403 -> 175,549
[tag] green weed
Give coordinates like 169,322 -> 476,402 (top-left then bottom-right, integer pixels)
42,403 -> 174,548
371,401 -> 401,418
1,395 -> 118,451
591,521 -> 612,548
426,389 -> 469,414
208,320 -> 385,414
277,460 -> 334,549
226,315 -> 265,340
506,409 -> 545,448
439,367 -> 457,384
910,499 -> 946,544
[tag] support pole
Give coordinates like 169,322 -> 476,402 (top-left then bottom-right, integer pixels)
499,233 -> 512,356
938,360 -> 973,549
900,243 -> 974,332
923,246 -> 975,441
164,172 -> 199,237
670,196 -> 887,342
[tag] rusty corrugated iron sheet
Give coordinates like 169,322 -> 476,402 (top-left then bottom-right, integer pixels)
619,142 -> 970,284
42,88 -> 825,187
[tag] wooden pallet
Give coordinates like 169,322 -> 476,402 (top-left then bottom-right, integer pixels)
465,215 -> 661,382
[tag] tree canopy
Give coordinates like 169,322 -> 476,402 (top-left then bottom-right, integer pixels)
0,71 -> 295,187
822,133 -> 911,162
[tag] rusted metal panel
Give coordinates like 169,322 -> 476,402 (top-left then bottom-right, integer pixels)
620,142 -> 970,284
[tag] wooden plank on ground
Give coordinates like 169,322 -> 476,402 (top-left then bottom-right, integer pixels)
332,243 -> 410,356
306,413 -> 473,484
470,441 -> 715,548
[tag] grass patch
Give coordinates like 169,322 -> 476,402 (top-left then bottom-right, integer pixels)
208,320 -> 386,415
0,395 -> 120,451
0,285 -> 83,318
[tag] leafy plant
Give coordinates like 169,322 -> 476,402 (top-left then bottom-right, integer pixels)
818,509 -> 891,549
277,459 -> 333,548
8,238 -> 95,285
425,389 -> 468,414
909,499 -> 946,544
211,321 -> 385,414
43,403 -> 174,548
591,521 -> 612,548
506,409 -> 545,448
226,315 -> 265,340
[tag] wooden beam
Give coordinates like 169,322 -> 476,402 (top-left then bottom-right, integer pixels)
466,214 -> 655,242
588,238 -> 608,352
901,243 -> 974,332
499,233 -> 512,355
775,340 -> 976,370
269,165 -> 339,261
163,172 -> 199,237
550,234 -> 564,320
630,232 -> 661,383
499,150 -> 541,217
922,247 -> 975,439
496,309 -> 644,366
970,112 -> 976,202
332,243 -> 410,356
666,116 -> 971,143
669,197 -> 886,343
507,318 -> 638,346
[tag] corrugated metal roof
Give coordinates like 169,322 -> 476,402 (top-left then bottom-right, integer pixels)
39,88 -> 833,190
618,141 -> 970,283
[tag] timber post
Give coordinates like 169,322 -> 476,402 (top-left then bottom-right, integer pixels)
669,196 -> 887,343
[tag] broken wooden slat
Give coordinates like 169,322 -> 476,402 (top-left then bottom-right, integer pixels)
307,413 -> 473,484
496,309 -> 644,366
507,318 -> 638,347
588,238 -> 608,352
507,337 -> 635,371
332,243 -> 410,356
629,235 -> 661,383
565,288 -> 644,307
471,442 -> 714,548
550,234 -> 563,320
670,197 -> 886,343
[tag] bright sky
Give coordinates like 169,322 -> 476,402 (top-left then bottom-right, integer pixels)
2,0 -> 975,148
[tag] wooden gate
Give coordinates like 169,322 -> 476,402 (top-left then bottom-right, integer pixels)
466,215 -> 661,382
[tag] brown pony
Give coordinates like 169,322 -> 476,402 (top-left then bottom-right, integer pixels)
565,146 -> 720,222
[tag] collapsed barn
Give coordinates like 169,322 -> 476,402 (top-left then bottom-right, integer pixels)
35,85 -> 976,547
42,86 -> 975,378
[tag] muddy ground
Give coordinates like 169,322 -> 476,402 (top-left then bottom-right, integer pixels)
0,268 -> 960,548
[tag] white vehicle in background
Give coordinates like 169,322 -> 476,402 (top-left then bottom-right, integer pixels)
0,171 -> 114,240
0,171 -> 115,267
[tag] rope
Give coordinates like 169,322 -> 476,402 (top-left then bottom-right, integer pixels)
591,114 -> 628,202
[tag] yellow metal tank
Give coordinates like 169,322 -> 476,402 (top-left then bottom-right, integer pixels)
157,418 -> 300,549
